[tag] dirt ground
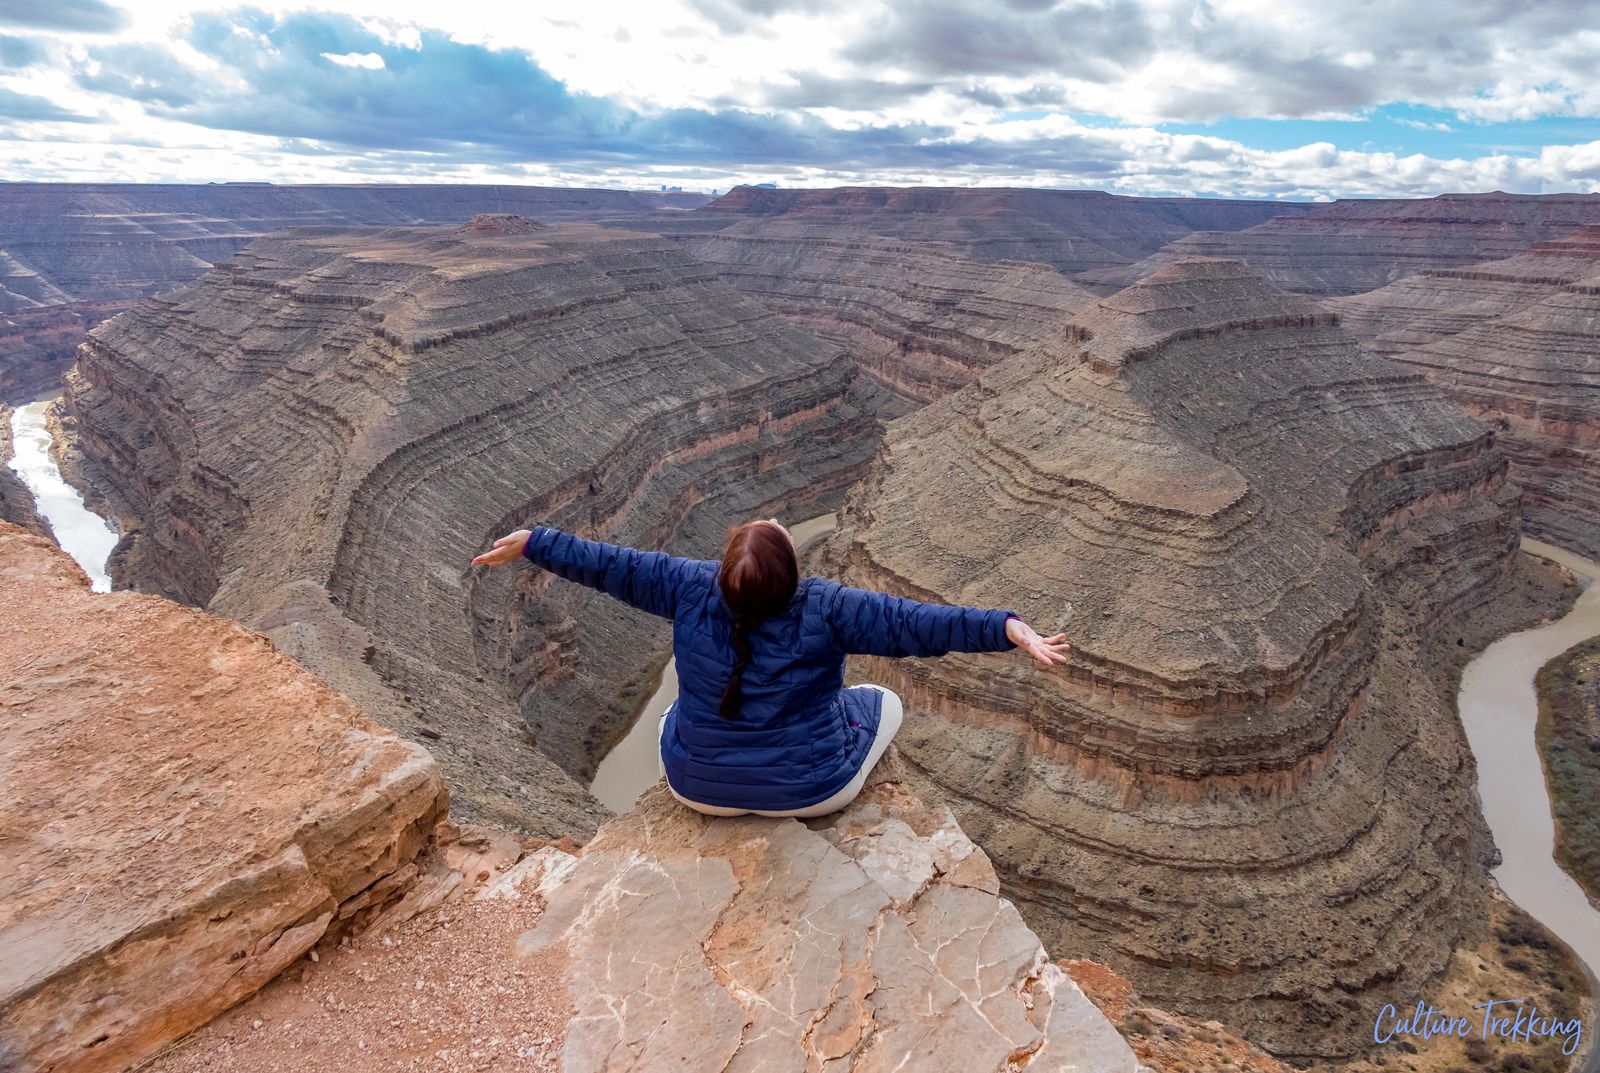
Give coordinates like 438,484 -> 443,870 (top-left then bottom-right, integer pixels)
140,890 -> 572,1073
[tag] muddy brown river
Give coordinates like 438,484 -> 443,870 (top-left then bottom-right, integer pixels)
1460,538 -> 1600,984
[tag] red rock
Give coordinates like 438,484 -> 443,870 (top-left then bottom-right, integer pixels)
0,521 -> 448,1073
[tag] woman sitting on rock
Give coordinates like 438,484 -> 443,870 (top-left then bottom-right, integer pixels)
472,518 -> 1070,818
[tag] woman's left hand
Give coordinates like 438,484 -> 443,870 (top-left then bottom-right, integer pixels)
1006,615 -> 1072,669
472,529 -> 531,568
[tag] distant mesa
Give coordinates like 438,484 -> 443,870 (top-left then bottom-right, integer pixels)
817,256 -> 1518,1059
457,212 -> 548,234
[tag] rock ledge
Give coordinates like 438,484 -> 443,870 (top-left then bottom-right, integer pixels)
516,754 -> 1145,1072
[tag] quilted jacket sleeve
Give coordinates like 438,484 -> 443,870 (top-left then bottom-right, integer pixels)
822,580 -> 1018,657
521,525 -> 704,620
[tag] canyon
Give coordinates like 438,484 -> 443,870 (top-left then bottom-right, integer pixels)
0,183 -> 708,403
1329,226 -> 1600,560
816,257 -> 1529,1059
0,404 -> 51,539
630,186 -> 1311,414
12,181 -> 1600,1071
62,214 -> 876,838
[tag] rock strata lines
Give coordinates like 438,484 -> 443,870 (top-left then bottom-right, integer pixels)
629,185 -> 1310,417
1082,192 -> 1600,297
0,183 -> 709,402
66,217 -> 875,836
818,258 -> 1517,1058
1331,226 -> 1600,558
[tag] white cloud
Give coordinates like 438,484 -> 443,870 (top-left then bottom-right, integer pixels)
1396,118 -> 1452,132
321,50 -> 384,69
0,0 -> 1596,198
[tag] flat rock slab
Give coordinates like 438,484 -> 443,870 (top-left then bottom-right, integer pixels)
519,756 -> 1144,1073
0,522 -> 448,1073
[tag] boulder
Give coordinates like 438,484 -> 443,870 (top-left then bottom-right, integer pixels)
0,521 -> 448,1073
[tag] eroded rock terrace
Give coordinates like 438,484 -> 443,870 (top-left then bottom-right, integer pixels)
818,258 -> 1518,1058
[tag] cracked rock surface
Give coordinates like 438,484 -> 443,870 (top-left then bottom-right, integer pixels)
0,520 -> 448,1073
519,753 -> 1144,1073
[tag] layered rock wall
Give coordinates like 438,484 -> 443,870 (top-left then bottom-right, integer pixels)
674,230 -> 1098,414
65,217 -> 876,836
630,186 -> 1306,416
0,183 -> 708,402
1330,226 -> 1600,558
0,520 -> 448,1073
817,259 -> 1518,1058
1081,192 -> 1600,296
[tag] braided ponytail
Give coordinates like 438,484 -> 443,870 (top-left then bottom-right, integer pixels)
716,520 -> 800,719
720,616 -> 755,718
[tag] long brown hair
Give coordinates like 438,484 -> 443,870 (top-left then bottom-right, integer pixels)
717,519 -> 799,718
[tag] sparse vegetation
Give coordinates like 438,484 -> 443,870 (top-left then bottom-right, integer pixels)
1534,637 -> 1600,905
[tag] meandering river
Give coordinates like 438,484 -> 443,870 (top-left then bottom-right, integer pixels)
589,511 -> 838,812
1459,538 -> 1600,1016
7,400 -> 117,591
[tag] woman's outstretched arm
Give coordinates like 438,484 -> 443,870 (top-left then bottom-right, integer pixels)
471,525 -> 706,620
818,579 -> 1070,668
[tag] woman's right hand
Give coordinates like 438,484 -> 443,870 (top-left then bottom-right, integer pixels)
472,529 -> 532,568
1006,616 -> 1071,669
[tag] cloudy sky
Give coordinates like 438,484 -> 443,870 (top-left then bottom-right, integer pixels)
0,0 -> 1597,198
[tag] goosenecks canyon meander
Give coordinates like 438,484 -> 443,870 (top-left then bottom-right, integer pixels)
2,184 -> 1599,1073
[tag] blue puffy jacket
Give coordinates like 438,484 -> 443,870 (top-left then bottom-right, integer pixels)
522,525 -> 1019,810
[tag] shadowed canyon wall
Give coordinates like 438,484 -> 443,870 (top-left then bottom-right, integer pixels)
64,216 -> 875,838
0,183 -> 708,403
816,258 -> 1520,1059
1330,226 -> 1600,559
1081,192 -> 1600,296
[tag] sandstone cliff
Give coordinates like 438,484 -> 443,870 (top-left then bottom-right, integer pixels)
1081,192 -> 1600,296
1329,226 -> 1600,558
65,216 -> 876,836
0,520 -> 448,1073
0,184 -> 709,403
817,258 -> 1520,1059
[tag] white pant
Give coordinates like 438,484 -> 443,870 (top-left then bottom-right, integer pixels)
656,684 -> 904,818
